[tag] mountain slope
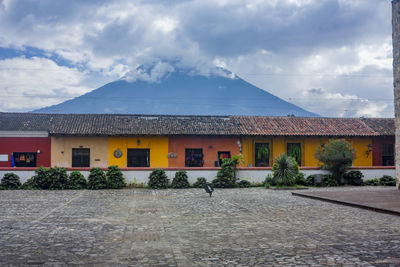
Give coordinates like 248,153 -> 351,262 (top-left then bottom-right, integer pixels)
33,71 -> 319,117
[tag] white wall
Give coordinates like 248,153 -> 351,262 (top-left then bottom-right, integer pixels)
1,168 -> 395,184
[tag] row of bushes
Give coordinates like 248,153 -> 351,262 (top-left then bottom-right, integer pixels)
0,166 -> 126,190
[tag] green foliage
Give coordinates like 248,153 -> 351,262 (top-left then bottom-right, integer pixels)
315,139 -> 356,184
287,144 -> 301,165
294,172 -> 307,186
106,165 -> 126,189
237,179 -> 251,188
148,168 -> 169,189
322,174 -> 338,187
379,175 -> 396,186
193,177 -> 207,188
264,182 -> 270,189
87,167 -> 107,190
212,158 -> 238,188
272,153 -> 299,186
48,167 -> 69,190
257,144 -> 269,161
264,174 -> 274,185
21,177 -> 39,190
305,175 -> 315,186
171,170 -> 190,189
32,167 -> 52,189
343,170 -> 363,186
69,171 -> 87,189
363,179 -> 379,186
1,173 -> 21,189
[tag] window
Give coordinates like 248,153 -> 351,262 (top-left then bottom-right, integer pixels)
382,143 -> 394,166
127,149 -> 150,167
72,148 -> 90,167
255,143 -> 270,167
12,152 -> 37,167
287,143 -> 301,166
185,149 -> 203,167
217,151 -> 231,166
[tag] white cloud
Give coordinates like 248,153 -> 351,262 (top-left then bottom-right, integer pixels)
0,57 -> 90,111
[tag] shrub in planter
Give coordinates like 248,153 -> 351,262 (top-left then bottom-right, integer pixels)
21,177 -> 39,190
237,179 -> 251,188
212,158 -> 238,188
32,167 -> 52,189
322,174 -> 338,187
193,177 -> 207,188
87,167 -> 107,190
171,170 -> 190,189
295,172 -> 307,186
1,173 -> 21,189
305,175 -> 315,186
148,168 -> 169,189
379,175 -> 396,186
106,166 -> 126,189
49,167 -> 69,190
272,153 -> 298,186
363,179 -> 379,186
343,171 -> 363,186
69,171 -> 87,189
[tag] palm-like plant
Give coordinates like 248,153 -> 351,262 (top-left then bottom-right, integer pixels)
272,153 -> 299,186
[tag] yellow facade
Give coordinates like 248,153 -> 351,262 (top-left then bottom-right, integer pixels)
241,136 -> 372,167
51,136 -> 109,168
108,136 -> 168,168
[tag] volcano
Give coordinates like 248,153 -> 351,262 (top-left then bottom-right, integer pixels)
33,69 -> 318,117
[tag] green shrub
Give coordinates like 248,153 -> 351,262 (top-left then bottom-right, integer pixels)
264,174 -> 274,185
272,153 -> 298,186
49,167 -> 69,190
87,167 -> 107,189
148,168 -> 169,189
237,179 -> 251,188
1,173 -> 21,189
32,167 -> 52,189
193,177 -> 207,188
212,158 -> 238,188
379,175 -> 396,186
295,172 -> 307,186
69,171 -> 87,189
363,179 -> 379,186
106,166 -> 126,189
264,183 -> 271,189
171,170 -> 190,189
343,171 -> 363,186
21,177 -> 39,190
305,175 -> 315,186
322,174 -> 338,187
315,139 -> 356,184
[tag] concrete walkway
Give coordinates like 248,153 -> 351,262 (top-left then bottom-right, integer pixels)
293,188 -> 400,216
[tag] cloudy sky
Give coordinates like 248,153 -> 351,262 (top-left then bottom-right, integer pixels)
0,0 -> 394,117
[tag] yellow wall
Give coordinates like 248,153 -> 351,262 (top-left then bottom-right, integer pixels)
51,136 -> 109,168
242,136 -> 372,167
108,136 -> 168,168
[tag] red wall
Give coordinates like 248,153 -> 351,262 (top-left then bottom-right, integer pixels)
0,137 -> 51,167
372,136 -> 395,166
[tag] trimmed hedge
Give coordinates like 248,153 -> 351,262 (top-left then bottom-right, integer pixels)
171,170 -> 190,189
106,166 -> 126,189
148,168 -> 169,189
1,173 -> 21,189
87,167 -> 108,190
69,171 -> 87,189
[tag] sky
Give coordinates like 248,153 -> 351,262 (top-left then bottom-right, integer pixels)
0,0 -> 394,117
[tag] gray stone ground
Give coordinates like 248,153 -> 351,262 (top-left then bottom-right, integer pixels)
1,187 -> 400,266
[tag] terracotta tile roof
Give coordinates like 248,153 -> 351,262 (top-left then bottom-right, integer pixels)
0,112 -> 395,136
233,116 -> 389,136
0,112 -> 56,131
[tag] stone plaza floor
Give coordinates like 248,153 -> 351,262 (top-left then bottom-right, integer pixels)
1,187 -> 400,266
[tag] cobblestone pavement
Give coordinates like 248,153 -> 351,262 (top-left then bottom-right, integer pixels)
1,187 -> 400,266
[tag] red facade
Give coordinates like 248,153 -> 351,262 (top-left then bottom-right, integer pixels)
372,136 -> 395,166
0,137 -> 51,167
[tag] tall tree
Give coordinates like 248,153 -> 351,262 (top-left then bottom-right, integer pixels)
392,0 -> 400,189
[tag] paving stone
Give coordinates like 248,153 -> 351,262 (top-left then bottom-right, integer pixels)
0,187 -> 399,266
